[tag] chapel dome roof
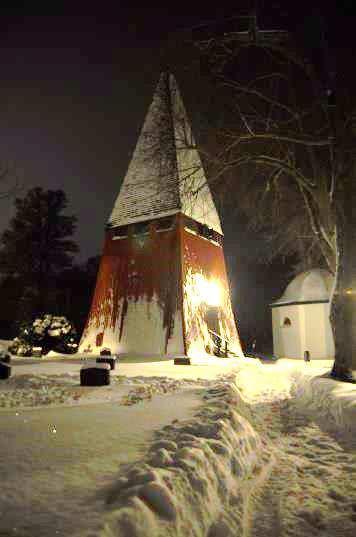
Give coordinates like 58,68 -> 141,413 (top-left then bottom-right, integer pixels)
273,269 -> 334,306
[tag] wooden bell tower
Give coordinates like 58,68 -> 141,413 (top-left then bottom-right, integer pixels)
79,73 -> 243,358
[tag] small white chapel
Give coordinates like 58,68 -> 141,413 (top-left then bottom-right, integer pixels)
271,269 -> 335,360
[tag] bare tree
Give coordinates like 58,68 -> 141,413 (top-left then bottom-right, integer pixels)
186,14 -> 356,380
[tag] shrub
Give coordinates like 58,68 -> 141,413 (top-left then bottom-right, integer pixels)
8,338 -> 32,356
8,314 -> 78,356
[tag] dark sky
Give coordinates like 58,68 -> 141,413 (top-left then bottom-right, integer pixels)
0,4 -> 354,348
0,10 -> 168,262
0,3 -> 353,262
0,7 -> 245,263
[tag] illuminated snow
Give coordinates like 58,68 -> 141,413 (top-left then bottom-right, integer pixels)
1,346 -> 356,537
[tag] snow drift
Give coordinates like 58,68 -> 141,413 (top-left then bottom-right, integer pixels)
89,380 -> 263,537
291,369 -> 356,440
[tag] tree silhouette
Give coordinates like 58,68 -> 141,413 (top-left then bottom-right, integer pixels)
0,187 -> 78,319
188,11 -> 356,380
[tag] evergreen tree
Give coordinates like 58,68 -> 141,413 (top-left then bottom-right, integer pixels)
0,187 -> 79,319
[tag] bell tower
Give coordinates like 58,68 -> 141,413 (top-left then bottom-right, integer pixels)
79,73 -> 243,358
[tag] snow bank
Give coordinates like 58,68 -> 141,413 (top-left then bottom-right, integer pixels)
74,359 -> 355,537
92,380 -> 263,537
234,358 -> 293,403
291,369 -> 356,439
235,357 -> 356,439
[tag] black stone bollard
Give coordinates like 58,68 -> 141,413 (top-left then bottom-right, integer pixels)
0,354 -> 11,364
80,364 -> 111,386
304,350 -> 311,362
174,357 -> 191,365
0,362 -> 11,379
96,356 -> 117,370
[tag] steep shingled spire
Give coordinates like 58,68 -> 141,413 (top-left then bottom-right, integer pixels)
108,73 -> 222,234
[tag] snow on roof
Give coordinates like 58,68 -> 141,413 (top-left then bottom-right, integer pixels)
272,269 -> 334,306
108,73 -> 223,235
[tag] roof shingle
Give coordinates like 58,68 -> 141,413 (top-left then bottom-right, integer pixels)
108,73 -> 223,235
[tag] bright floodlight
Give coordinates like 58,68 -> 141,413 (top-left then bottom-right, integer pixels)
195,274 -> 221,307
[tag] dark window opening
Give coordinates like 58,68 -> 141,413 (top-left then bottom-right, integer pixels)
184,219 -> 199,234
113,225 -> 129,239
133,221 -> 150,235
205,306 -> 220,336
197,222 -> 205,236
183,216 -> 223,245
156,216 -> 175,232
198,223 -> 216,241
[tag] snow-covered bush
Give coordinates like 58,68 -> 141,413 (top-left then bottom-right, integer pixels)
8,338 -> 32,357
8,314 -> 78,356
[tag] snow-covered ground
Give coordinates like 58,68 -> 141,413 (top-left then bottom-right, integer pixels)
224,359 -> 356,537
0,385 -> 203,537
1,346 -> 356,536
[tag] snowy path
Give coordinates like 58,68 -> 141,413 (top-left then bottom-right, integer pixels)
0,387 -> 202,537
235,366 -> 356,537
248,402 -> 356,537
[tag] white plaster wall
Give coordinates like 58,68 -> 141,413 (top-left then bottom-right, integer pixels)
272,308 -> 282,357
116,298 -> 184,355
303,303 -> 335,359
303,303 -> 326,359
80,296 -> 185,356
166,308 -> 185,356
79,294 -> 125,354
299,304 -> 306,356
272,302 -> 335,359
272,305 -> 302,358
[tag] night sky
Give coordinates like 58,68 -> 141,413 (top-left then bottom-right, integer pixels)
0,7 -> 242,263
0,4 -> 354,349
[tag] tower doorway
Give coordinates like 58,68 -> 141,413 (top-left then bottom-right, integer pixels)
205,306 -> 220,336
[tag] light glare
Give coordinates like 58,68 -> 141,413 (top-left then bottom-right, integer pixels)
195,274 -> 221,307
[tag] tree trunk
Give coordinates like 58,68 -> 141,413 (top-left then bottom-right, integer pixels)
330,175 -> 356,381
